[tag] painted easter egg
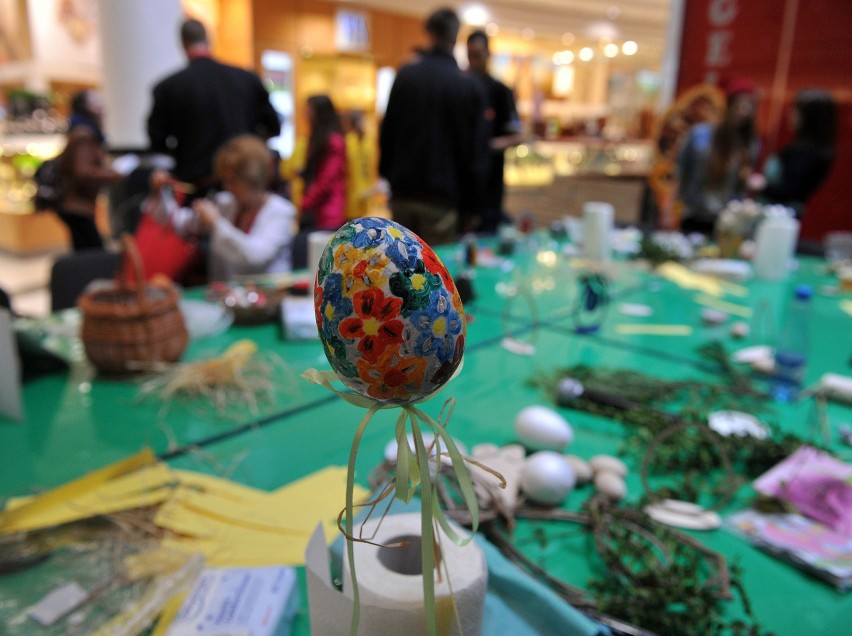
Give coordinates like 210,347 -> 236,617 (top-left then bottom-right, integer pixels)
314,217 -> 466,404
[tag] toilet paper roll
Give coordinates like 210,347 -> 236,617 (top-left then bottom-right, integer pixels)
753,214 -> 800,281
581,201 -> 614,262
307,231 -> 335,277
341,512 -> 488,636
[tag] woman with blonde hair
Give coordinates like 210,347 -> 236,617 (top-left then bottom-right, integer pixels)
148,134 -> 296,281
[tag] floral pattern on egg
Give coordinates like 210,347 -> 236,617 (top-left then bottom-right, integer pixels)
315,217 -> 466,404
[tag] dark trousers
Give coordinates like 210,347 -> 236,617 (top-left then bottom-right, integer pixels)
56,211 -> 104,252
390,198 -> 458,246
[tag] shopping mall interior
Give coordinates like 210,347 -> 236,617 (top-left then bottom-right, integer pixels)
2,4 -> 852,636
0,0 -> 849,315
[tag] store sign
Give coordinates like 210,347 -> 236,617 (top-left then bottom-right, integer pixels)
703,0 -> 738,83
336,10 -> 370,53
677,0 -> 783,91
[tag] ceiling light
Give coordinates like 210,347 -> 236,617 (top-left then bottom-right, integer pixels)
604,43 -> 619,58
622,40 -> 638,55
521,27 -> 535,40
485,22 -> 499,36
561,32 -> 575,46
586,21 -> 619,41
579,47 -> 594,62
461,4 -> 489,26
552,50 -> 574,65
607,6 -> 621,20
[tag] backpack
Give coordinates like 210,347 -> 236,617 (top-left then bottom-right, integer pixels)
33,157 -> 64,211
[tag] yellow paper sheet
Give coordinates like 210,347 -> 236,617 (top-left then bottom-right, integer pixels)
2,448 -> 368,567
0,449 -> 162,534
170,469 -> 270,502
615,324 -> 693,336
841,299 -> 852,317
156,466 -> 369,566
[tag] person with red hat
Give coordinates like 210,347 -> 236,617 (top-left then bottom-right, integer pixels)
674,77 -> 761,235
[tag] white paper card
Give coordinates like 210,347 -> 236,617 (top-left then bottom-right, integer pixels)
281,297 -> 319,340
28,582 -> 88,626
166,566 -> 297,636
0,309 -> 22,420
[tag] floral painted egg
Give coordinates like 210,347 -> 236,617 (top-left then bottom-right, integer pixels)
314,217 -> 466,404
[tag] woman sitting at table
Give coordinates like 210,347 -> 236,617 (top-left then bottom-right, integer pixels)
147,134 -> 297,281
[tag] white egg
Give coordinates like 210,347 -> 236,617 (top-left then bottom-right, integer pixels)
564,454 -> 593,484
520,451 -> 576,506
589,454 -> 628,477
594,470 -> 627,500
515,405 -> 574,452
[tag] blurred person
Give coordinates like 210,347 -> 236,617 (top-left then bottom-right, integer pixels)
342,110 -> 377,221
379,7 -> 488,245
300,95 -> 346,231
648,84 -> 725,229
146,18 -> 280,196
675,78 -> 761,235
466,29 -> 525,234
147,134 -> 296,281
56,89 -> 123,251
752,89 -> 838,218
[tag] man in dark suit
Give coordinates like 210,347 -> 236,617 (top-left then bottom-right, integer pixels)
379,7 -> 488,245
146,19 -> 280,194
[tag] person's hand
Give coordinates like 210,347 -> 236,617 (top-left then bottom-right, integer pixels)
746,172 -> 767,192
149,169 -> 175,194
192,199 -> 220,232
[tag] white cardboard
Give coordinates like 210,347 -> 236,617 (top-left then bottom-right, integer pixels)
165,566 -> 297,636
0,309 -> 22,420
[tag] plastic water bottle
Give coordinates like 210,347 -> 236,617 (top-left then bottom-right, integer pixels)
770,284 -> 812,402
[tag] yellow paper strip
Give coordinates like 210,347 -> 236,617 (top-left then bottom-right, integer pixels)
171,469 -> 270,502
656,262 -> 724,296
656,262 -> 748,298
0,448 -> 158,533
615,324 -> 693,336
841,299 -> 852,317
150,593 -> 187,636
694,294 -> 753,318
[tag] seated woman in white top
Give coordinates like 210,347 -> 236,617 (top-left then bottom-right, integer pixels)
148,134 -> 296,281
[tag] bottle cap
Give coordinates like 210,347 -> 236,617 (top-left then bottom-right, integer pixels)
794,284 -> 812,300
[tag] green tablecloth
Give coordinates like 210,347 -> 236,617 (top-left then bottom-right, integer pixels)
2,239 -> 851,635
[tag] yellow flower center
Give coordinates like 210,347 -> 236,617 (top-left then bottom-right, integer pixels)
411,273 -> 426,290
362,317 -> 381,336
324,304 -> 334,320
388,227 -> 403,239
433,317 -> 447,337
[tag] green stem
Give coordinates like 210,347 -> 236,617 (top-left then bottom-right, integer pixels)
410,411 -> 438,636
346,403 -> 380,636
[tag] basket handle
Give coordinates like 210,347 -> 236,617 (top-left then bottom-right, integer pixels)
119,233 -> 148,309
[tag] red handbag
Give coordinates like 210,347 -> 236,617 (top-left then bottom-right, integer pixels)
127,212 -> 202,285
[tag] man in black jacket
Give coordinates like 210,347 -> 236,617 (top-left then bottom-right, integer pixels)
379,8 -> 488,245
146,19 -> 280,194
466,30 -> 525,234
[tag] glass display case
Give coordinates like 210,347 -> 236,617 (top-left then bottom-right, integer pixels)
0,133 -> 69,253
504,138 -> 654,227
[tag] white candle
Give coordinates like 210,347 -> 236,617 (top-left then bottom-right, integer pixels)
581,201 -> 614,262
753,212 -> 800,281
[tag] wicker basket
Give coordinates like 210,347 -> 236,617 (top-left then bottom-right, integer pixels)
79,234 -> 188,374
